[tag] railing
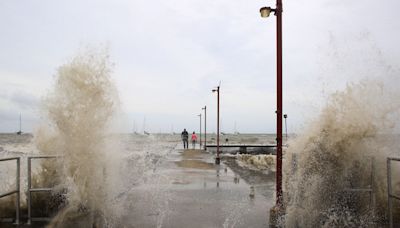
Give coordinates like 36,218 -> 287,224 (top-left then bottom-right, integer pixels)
289,155 -> 376,220
0,157 -> 20,225
344,157 -> 376,215
27,155 -> 60,225
387,157 -> 400,228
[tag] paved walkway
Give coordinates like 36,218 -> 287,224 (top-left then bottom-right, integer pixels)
1,147 -> 276,228
123,148 -> 275,228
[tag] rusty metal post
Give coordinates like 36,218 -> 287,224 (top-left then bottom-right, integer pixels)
260,0 -> 284,212
275,0 -> 283,207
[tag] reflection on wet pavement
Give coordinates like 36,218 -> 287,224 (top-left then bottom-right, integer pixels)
123,147 -> 275,228
175,159 -> 214,170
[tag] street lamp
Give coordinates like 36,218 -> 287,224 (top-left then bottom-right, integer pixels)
260,0 -> 284,212
259,7 -> 275,18
198,113 -> 202,149
202,106 -> 207,150
212,86 -> 220,165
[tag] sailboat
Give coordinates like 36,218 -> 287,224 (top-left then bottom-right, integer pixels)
16,114 -> 22,135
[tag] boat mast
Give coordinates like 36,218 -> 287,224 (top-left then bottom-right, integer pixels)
17,113 -> 22,135
143,117 -> 146,134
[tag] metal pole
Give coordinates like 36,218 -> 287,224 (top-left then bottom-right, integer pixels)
275,0 -> 283,207
216,86 -> 220,164
284,114 -> 288,142
387,158 -> 393,228
199,113 -> 202,148
15,158 -> 20,225
203,106 -> 207,150
370,157 -> 375,214
27,157 -> 32,225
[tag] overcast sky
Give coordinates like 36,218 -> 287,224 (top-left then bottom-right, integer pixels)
0,0 -> 399,133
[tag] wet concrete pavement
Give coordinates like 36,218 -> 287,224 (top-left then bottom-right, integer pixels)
124,147 -> 275,228
0,144 -> 276,228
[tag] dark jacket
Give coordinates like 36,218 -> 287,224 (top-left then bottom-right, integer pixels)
181,130 -> 189,140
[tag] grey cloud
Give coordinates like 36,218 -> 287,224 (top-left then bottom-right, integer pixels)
0,0 -> 400,133
10,92 -> 40,109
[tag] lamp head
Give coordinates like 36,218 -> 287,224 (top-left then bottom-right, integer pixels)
212,89 -> 217,93
260,7 -> 273,18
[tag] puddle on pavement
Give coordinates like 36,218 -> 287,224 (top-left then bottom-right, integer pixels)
175,149 -> 215,170
175,159 -> 214,170
180,149 -> 205,159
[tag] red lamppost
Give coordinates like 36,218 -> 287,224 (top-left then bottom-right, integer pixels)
202,106 -> 207,150
212,86 -> 220,165
260,0 -> 283,209
198,113 -> 202,148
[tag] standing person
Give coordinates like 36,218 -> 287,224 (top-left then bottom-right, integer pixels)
181,129 -> 189,149
191,131 -> 198,149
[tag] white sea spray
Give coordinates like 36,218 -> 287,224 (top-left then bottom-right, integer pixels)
284,80 -> 400,227
35,48 -> 123,227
